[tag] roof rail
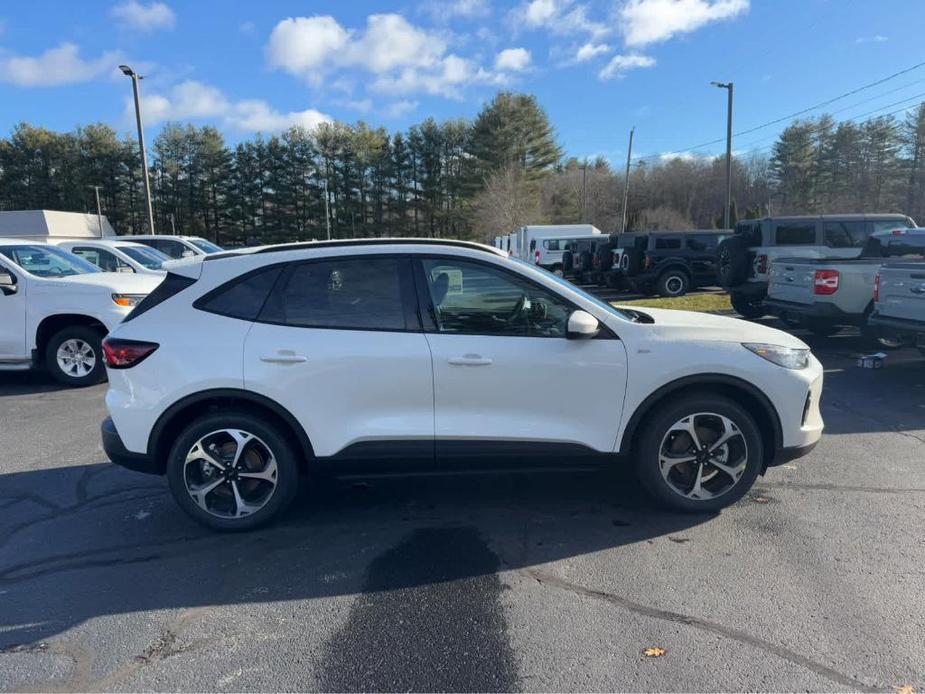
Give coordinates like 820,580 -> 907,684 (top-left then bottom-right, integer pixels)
204,237 -> 504,261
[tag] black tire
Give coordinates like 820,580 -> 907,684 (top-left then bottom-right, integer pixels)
166,410 -> 301,531
730,293 -> 765,319
656,270 -> 690,298
44,325 -> 106,387
809,323 -> 839,337
633,394 -> 763,513
579,250 -> 593,274
716,235 -> 750,286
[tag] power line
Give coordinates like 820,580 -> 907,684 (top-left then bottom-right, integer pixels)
633,59 -> 925,164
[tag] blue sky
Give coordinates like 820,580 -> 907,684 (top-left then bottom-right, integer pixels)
0,0 -> 923,166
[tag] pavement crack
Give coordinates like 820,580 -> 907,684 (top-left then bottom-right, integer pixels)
524,568 -> 881,693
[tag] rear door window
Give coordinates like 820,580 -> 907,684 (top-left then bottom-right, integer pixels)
654,237 -> 681,250
774,222 -> 817,245
261,256 -> 411,331
71,246 -> 132,272
824,221 -> 870,248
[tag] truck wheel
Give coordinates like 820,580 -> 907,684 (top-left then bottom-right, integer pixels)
729,293 -> 765,320
167,410 -> 300,531
657,271 -> 690,297
45,326 -> 106,387
634,394 -> 763,513
716,236 -> 750,286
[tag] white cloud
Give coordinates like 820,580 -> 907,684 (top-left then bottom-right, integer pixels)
573,42 -> 611,62
856,34 -> 888,44
516,0 -> 610,40
239,20 -> 256,34
386,99 -> 419,117
495,48 -> 531,72
0,43 -> 122,87
268,13 -> 500,99
620,0 -> 748,47
420,0 -> 490,21
110,1 -> 176,32
598,53 -> 655,80
659,150 -> 707,162
135,80 -> 331,133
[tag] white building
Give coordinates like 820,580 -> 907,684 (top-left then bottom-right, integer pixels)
0,210 -> 116,239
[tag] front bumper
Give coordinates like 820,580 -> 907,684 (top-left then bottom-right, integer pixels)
101,417 -> 160,475
769,439 -> 819,467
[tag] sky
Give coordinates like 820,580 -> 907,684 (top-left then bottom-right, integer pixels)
0,0 -> 923,167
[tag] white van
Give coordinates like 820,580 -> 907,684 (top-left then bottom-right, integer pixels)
511,224 -> 603,270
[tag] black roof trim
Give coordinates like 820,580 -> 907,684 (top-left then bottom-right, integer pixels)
204,238 -> 502,262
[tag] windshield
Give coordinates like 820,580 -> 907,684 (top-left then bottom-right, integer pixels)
189,238 -> 223,254
119,245 -> 169,270
0,245 -> 100,277
510,258 -> 639,321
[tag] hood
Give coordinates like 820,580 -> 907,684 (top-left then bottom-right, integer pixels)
38,271 -> 162,294
615,306 -> 809,349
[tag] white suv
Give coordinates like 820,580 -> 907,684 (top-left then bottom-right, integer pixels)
101,240 -> 824,530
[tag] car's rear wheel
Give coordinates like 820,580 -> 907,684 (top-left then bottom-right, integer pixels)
45,326 -> 106,387
657,270 -> 690,297
166,411 -> 300,531
634,395 -> 763,513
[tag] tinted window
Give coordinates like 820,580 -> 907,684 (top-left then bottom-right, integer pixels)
119,245 -> 168,269
198,266 -> 282,320
262,257 -> 406,330
189,238 -> 223,253
421,258 -> 571,337
824,221 -> 869,248
0,245 -> 99,277
144,239 -> 188,259
775,222 -> 816,245
655,237 -> 681,250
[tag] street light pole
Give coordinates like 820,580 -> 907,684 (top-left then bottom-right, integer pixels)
120,65 -> 155,235
90,185 -> 103,237
620,126 -> 634,234
712,81 -> 734,229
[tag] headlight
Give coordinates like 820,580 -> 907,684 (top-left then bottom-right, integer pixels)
742,343 -> 810,369
112,293 -> 146,308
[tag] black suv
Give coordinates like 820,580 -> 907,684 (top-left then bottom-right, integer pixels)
619,231 -> 728,297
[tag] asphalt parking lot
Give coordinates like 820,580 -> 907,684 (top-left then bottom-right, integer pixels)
1,322 -> 924,692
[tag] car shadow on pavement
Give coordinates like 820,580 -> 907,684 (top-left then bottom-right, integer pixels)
0,371 -> 71,396
0,460 -> 711,651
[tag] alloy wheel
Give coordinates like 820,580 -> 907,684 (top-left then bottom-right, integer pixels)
183,429 -> 279,519
659,412 -> 749,500
56,338 -> 96,378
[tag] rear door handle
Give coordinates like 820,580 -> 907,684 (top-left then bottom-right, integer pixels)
448,355 -> 493,366
260,351 -> 307,364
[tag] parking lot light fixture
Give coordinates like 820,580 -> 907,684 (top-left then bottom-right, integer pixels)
120,64 -> 155,235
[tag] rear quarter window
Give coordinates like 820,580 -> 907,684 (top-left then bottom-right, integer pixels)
195,266 -> 282,320
774,222 -> 817,245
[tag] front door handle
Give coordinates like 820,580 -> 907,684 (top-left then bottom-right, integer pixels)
448,354 -> 493,366
260,351 -> 307,364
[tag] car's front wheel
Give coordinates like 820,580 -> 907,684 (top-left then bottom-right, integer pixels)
166,411 -> 300,531
45,326 -> 106,387
634,395 -> 763,512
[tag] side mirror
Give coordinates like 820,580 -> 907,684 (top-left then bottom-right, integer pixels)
567,309 -> 600,339
0,271 -> 18,296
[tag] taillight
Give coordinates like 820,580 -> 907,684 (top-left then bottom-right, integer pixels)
873,273 -> 881,302
535,250 -> 541,264
814,270 -> 840,295
756,254 -> 769,274
102,338 -> 159,369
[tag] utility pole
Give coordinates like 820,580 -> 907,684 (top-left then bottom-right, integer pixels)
323,178 -> 332,240
580,160 -> 587,223
712,81 -> 734,229
620,126 -> 634,234
119,65 -> 155,235
90,185 -> 103,237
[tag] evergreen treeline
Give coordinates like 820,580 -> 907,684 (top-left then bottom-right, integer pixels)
2,91 -> 924,243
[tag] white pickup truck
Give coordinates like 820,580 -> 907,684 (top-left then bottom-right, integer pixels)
764,229 -> 925,343
869,261 -> 925,354
0,240 -> 160,386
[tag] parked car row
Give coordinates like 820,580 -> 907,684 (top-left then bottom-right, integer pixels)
712,214 -> 925,351
0,235 -> 223,386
